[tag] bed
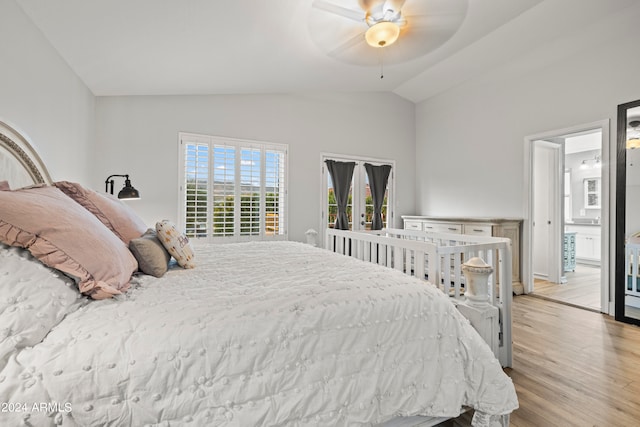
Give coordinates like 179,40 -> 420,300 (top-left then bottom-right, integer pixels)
0,120 -> 518,426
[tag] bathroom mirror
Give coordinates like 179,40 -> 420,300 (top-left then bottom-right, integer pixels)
615,99 -> 640,324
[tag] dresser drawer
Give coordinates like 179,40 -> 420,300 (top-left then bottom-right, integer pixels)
423,222 -> 462,234
404,220 -> 423,231
463,224 -> 493,236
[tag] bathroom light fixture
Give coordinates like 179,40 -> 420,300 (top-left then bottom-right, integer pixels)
594,155 -> 602,169
579,155 -> 601,170
365,21 -> 400,48
105,174 -> 141,200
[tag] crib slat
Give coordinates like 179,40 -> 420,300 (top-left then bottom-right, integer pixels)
632,247 -> 636,293
453,253 -> 462,299
372,242 -> 379,264
394,246 -> 403,272
443,254 -> 452,295
487,249 -> 497,305
405,249 -> 412,275
379,244 -> 387,266
415,250 -> 425,279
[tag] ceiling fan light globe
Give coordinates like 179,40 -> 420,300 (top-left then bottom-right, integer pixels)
365,21 -> 400,48
627,137 -> 640,150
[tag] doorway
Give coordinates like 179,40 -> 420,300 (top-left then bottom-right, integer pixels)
524,121 -> 610,314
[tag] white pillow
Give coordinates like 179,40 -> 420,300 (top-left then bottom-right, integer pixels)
155,220 -> 196,268
0,243 -> 86,369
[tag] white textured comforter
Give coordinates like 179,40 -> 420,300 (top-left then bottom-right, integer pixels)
0,241 -> 517,426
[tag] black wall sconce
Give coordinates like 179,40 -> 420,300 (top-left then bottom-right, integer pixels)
105,174 -> 141,200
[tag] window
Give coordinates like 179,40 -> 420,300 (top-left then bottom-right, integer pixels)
179,133 -> 287,241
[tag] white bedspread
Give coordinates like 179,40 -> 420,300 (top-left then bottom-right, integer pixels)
0,241 -> 517,426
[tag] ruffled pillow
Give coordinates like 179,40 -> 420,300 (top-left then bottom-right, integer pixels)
156,220 -> 195,269
0,185 -> 138,299
54,181 -> 147,245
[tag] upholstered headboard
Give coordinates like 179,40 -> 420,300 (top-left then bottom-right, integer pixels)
0,121 -> 52,188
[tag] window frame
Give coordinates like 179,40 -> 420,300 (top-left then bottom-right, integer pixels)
178,132 -> 288,242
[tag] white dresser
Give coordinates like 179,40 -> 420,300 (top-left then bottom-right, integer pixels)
402,216 -> 523,294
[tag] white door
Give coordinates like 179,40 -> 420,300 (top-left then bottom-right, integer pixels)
532,141 -> 563,284
533,145 -> 553,278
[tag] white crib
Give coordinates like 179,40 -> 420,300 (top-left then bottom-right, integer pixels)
325,227 -> 513,368
625,241 -> 640,308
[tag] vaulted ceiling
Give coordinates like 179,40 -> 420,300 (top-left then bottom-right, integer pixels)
16,0 -> 638,102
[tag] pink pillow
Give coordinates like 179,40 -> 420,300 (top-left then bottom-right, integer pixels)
55,181 -> 147,244
0,186 -> 138,299
0,181 -> 9,191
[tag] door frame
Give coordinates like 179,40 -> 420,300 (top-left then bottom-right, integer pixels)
319,152 -> 396,247
523,119 -> 611,313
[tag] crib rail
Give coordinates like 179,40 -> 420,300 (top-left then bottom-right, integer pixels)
326,227 -> 513,367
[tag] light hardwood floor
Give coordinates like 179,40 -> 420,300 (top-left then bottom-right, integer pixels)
449,295 -> 640,426
531,264 -> 601,311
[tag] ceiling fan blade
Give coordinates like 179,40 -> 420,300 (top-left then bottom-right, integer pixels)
327,31 -> 365,58
402,12 -> 465,28
359,0 -> 385,12
313,0 -> 364,22
384,0 -> 406,13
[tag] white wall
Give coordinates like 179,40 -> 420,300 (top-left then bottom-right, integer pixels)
415,4 -> 640,219
414,3 -> 640,307
0,0 -> 95,183
94,93 -> 416,242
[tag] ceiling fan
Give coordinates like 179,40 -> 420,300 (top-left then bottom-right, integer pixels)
309,0 -> 468,66
315,0 -> 407,48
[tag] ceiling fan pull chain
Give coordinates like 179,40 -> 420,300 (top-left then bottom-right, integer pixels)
379,48 -> 384,79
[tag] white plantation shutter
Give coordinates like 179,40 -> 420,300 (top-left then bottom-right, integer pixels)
240,147 -> 261,236
179,133 -> 287,242
265,149 -> 286,236
183,140 -> 210,237
212,144 -> 236,237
